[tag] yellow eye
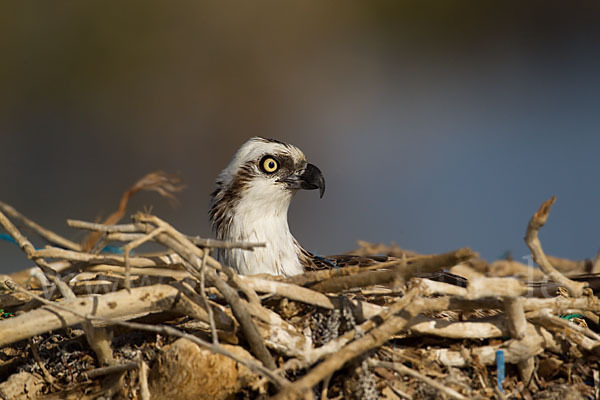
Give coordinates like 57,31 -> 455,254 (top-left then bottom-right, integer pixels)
261,156 -> 279,173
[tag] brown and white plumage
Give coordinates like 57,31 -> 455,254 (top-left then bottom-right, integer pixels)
210,137 -> 325,276
209,137 -> 467,285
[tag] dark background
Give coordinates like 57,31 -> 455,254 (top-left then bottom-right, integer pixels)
2,2 -> 600,273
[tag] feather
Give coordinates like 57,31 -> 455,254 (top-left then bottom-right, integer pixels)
210,137 -> 312,276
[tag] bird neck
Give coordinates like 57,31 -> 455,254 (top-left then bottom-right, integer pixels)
210,187 -> 305,276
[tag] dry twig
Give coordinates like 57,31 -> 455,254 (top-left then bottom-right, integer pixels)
371,360 -> 468,400
273,287 -> 422,399
134,214 -> 276,370
3,280 -> 288,389
525,196 -> 586,297
309,248 -> 474,293
81,171 -> 184,251
0,201 -> 81,251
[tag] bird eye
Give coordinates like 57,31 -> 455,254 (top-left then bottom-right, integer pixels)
260,156 -> 279,174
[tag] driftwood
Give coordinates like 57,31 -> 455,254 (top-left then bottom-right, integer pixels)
0,195 -> 599,399
524,196 -> 586,297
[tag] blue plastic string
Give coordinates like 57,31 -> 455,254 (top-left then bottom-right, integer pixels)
0,233 -> 18,246
496,350 -> 505,392
314,255 -> 339,269
1,233 -> 127,255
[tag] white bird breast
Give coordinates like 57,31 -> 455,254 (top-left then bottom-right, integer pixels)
221,177 -> 305,276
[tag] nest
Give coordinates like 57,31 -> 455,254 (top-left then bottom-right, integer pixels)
0,174 -> 599,399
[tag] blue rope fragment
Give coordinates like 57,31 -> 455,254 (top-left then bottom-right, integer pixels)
0,233 -> 18,246
2,233 -> 127,255
496,350 -> 505,392
100,246 -> 125,255
314,255 -> 339,269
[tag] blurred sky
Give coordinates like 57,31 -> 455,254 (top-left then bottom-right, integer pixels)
1,2 -> 600,273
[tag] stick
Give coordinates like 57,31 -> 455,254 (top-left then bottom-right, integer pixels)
504,298 -> 526,340
467,277 -> 527,299
529,308 -> 600,342
200,249 -> 219,344
0,281 -> 181,347
309,248 -> 474,293
222,265 -> 262,306
239,276 -> 335,309
122,227 -> 165,290
67,219 -> 265,249
84,362 -> 138,379
428,324 -> 550,368
83,264 -> 189,279
135,214 -> 275,370
0,211 -> 115,365
138,356 -> 150,400
0,201 -> 81,251
525,196 -> 585,297
28,338 -> 57,387
32,247 -> 178,268
504,297 -> 534,383
357,293 -> 600,322
273,287 -> 422,399
371,360 -> 468,400
407,314 -> 507,339
4,280 -> 288,388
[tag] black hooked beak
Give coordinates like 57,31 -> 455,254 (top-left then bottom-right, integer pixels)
280,163 -> 326,198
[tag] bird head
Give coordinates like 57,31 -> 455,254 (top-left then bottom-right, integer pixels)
210,137 -> 325,236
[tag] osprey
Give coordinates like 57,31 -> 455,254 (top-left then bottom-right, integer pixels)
210,136 -> 426,277
210,137 -> 326,276
209,142 -> 600,293
209,137 -> 465,282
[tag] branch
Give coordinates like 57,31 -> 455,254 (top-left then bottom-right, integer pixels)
239,276 -> 335,309
424,324 -> 551,367
134,214 -> 276,370
466,277 -> 527,299
0,202 -> 81,251
0,281 -> 210,347
4,281 -> 287,388
273,287 -> 422,399
504,297 -> 534,383
371,360 -> 468,400
67,219 -> 265,250
407,314 -> 507,339
309,248 -> 474,293
0,211 -> 114,365
525,196 -> 585,297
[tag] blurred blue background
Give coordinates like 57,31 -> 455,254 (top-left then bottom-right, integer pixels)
1,1 -> 600,273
